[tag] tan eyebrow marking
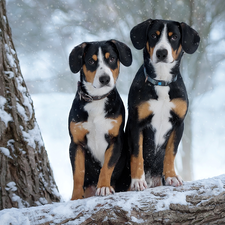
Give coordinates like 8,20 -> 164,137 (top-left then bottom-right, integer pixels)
92,54 -> 97,61
105,52 -> 110,59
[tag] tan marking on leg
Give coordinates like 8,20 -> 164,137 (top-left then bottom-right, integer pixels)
163,131 -> 176,179
92,54 -> 97,61
97,145 -> 115,188
110,60 -> 120,83
130,133 -> 144,179
82,65 -> 96,83
70,121 -> 88,144
137,101 -> 152,121
71,146 -> 85,200
172,44 -> 182,61
105,52 -> 110,59
168,32 -> 173,37
109,114 -> 122,137
84,185 -> 96,198
171,98 -> 187,119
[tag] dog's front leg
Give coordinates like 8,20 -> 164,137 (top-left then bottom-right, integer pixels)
163,123 -> 184,187
96,144 -> 117,196
71,145 -> 85,200
96,115 -> 123,196
130,130 -> 147,191
70,121 -> 88,200
128,102 -> 153,191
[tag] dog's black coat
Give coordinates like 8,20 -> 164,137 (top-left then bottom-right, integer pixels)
126,19 -> 200,190
69,40 -> 132,199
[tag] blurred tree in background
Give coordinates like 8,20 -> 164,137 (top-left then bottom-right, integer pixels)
6,0 -> 225,181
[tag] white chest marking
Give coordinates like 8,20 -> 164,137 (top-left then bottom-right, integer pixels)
83,98 -> 115,166
149,86 -> 175,149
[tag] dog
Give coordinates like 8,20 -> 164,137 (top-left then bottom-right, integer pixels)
126,19 -> 200,191
68,40 -> 132,200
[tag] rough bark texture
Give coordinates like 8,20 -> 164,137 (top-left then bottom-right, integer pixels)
0,0 -> 60,209
1,175 -> 225,224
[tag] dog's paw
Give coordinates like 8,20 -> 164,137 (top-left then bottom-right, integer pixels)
95,186 -> 115,196
165,175 -> 183,187
131,178 -> 147,191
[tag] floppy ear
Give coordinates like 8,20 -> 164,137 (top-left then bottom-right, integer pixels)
130,19 -> 152,50
108,40 -> 132,67
180,22 -> 200,54
69,42 -> 87,73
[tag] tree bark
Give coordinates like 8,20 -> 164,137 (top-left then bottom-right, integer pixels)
0,0 -> 60,209
1,175 -> 224,224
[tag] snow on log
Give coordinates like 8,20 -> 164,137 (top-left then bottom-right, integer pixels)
0,175 -> 225,224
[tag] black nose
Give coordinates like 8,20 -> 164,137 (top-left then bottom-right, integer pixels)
99,75 -> 110,85
156,49 -> 168,61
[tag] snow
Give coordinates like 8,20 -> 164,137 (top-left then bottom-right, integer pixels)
4,71 -> 14,79
16,102 -> 28,121
11,194 -> 30,209
0,147 -> 12,158
0,175 -> 224,224
0,96 -> 13,126
20,121 -> 44,150
16,76 -> 34,120
6,182 -> 17,192
5,44 -> 16,68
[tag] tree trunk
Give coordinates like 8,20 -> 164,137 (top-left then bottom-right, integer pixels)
0,0 -> 60,209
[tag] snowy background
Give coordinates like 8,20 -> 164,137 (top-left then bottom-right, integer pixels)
4,0 -> 225,202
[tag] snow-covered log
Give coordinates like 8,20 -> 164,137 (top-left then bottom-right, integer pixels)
0,0 -> 60,209
0,175 -> 225,224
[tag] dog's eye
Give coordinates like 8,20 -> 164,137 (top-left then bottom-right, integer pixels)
171,34 -> 178,40
109,57 -> 115,63
88,59 -> 95,65
151,34 -> 157,39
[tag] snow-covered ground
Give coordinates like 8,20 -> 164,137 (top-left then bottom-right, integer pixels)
29,88 -> 225,202
0,174 -> 224,224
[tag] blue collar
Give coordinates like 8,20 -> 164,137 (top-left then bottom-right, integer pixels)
144,67 -> 177,86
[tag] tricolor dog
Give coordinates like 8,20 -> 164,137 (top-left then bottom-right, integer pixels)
126,19 -> 200,191
68,40 -> 132,200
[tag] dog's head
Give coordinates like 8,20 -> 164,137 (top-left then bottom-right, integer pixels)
69,40 -> 132,96
130,19 -> 200,65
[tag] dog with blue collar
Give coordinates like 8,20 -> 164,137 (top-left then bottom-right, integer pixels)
126,19 -> 200,191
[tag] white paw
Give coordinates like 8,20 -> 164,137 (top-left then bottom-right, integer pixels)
165,175 -> 183,187
131,178 -> 147,191
95,186 -> 115,196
